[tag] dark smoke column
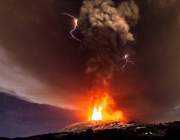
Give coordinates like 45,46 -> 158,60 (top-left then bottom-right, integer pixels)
78,0 -> 139,120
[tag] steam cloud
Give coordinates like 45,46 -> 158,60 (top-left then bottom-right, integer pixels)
78,0 -> 139,83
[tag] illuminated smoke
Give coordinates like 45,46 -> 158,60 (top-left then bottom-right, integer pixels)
77,0 -> 139,121
78,0 -> 139,83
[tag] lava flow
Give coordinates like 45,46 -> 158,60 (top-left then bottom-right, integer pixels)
88,91 -> 125,122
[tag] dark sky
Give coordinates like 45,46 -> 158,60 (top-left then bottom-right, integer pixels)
0,0 -> 180,138
0,93 -> 81,138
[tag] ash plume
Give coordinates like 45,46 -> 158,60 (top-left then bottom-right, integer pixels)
78,0 -> 139,83
77,0 -> 139,121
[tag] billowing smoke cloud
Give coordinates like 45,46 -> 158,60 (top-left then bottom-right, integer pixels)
77,0 -> 139,121
112,0 -> 180,123
78,0 -> 139,83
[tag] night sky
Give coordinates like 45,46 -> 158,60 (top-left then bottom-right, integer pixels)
0,0 -> 180,138
0,93 -> 81,138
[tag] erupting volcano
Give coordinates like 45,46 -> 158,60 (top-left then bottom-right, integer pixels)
76,0 -> 139,122
88,91 -> 124,122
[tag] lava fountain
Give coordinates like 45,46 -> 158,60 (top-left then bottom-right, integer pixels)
88,90 -> 125,122
91,107 -> 102,120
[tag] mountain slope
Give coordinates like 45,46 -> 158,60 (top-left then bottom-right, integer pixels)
2,121 -> 180,140
58,121 -> 134,133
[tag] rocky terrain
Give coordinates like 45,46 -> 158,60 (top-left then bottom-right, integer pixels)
1,121 -> 180,140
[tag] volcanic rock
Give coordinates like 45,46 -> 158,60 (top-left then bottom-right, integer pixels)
4,121 -> 180,140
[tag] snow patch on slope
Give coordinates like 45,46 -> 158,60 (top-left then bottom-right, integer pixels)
58,121 -> 134,133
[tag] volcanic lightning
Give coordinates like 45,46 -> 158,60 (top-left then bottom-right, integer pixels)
120,54 -> 135,70
62,13 -> 81,41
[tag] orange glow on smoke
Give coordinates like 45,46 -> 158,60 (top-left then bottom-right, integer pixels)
88,91 -> 125,122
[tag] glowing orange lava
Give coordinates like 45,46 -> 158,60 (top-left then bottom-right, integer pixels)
88,92 -> 125,122
91,107 -> 102,120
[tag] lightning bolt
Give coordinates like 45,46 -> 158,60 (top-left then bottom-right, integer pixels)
62,13 -> 81,42
120,54 -> 135,70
